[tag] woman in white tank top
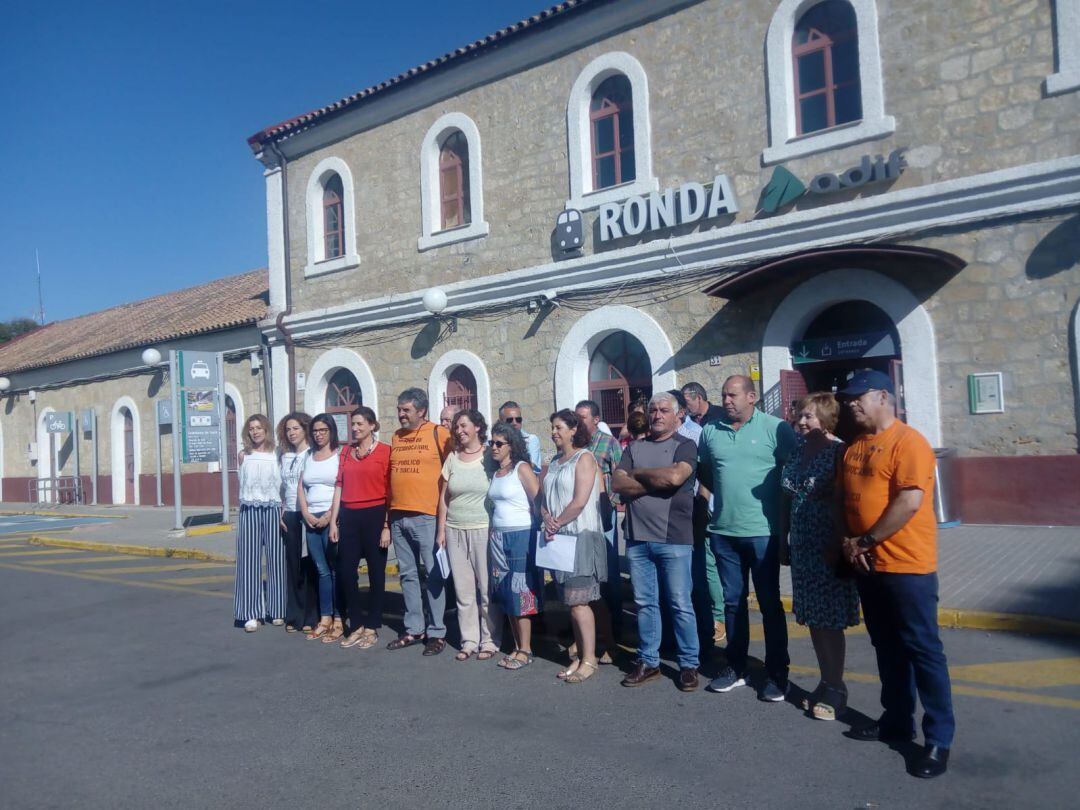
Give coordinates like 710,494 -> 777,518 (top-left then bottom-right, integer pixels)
487,422 -> 542,670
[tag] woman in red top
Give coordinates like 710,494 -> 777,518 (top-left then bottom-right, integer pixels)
329,406 -> 391,649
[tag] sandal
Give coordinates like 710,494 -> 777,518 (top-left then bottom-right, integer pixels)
322,622 -> 345,643
476,650 -> 496,661
285,625 -> 299,634
812,684 -> 848,721
564,660 -> 598,684
455,649 -> 475,662
306,620 -> 332,640
340,628 -> 368,648
556,662 -> 578,680
386,633 -> 426,651
422,638 -> 447,656
801,681 -> 826,712
355,631 -> 379,650
502,650 -> 534,671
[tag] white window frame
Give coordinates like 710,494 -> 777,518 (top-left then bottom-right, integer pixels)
566,51 -> 658,211
304,156 -> 360,278
763,0 -> 895,165
1047,0 -> 1080,95
303,347 -> 379,421
428,349 -> 492,424
554,305 -> 676,408
418,113 -> 489,251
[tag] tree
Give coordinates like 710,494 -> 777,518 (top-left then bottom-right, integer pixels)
0,318 -> 39,345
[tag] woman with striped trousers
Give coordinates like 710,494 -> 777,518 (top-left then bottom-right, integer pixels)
235,414 -> 286,632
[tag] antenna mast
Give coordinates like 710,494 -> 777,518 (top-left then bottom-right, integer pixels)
35,249 -> 45,325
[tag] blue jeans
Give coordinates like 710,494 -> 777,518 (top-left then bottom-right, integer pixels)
710,533 -> 789,681
306,512 -> 337,618
391,512 -> 446,639
627,541 -> 699,669
857,572 -> 955,748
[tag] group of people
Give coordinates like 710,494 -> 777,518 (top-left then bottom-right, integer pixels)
232,370 -> 954,779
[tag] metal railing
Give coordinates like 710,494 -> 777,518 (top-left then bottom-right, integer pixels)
29,476 -> 84,505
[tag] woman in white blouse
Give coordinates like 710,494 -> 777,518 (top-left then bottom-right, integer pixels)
277,412 -> 315,633
298,413 -> 343,641
235,414 -> 286,632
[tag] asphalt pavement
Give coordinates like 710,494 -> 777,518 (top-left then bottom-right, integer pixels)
1,537 -> 1079,809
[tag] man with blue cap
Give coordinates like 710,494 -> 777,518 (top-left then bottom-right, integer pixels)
836,369 -> 954,779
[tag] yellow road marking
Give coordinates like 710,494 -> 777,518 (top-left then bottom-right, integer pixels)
0,548 -> 83,557
949,658 -> 1080,689
0,561 -> 231,599
789,665 -> 1080,710
158,574 -> 235,585
78,563 -> 232,575
15,554 -> 137,566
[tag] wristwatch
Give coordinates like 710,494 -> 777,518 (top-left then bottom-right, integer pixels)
856,532 -> 878,550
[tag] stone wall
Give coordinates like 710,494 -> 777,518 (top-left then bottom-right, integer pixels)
280,0 -> 1075,314
290,207 -> 1079,459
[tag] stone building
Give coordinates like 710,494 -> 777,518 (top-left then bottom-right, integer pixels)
248,0 -> 1079,524
0,271 -> 270,506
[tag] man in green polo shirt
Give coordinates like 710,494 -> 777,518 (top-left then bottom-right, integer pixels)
698,375 -> 797,702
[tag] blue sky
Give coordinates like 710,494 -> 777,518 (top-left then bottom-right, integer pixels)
0,0 -> 550,323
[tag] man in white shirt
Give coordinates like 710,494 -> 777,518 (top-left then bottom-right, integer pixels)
498,400 -> 542,473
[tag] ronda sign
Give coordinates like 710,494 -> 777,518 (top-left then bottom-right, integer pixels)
598,175 -> 739,242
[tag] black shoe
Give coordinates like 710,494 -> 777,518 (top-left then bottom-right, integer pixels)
678,667 -> 700,692
912,745 -> 949,779
847,722 -> 915,743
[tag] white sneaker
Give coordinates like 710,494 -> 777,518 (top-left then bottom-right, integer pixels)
244,620 -> 259,632
270,619 -> 285,626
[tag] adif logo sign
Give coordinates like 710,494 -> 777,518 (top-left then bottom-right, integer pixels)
598,175 -> 739,243
758,148 -> 907,214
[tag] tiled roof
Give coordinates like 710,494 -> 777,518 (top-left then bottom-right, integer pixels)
247,0 -> 597,150
0,270 -> 268,375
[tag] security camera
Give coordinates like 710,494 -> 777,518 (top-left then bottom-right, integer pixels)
539,289 -> 559,305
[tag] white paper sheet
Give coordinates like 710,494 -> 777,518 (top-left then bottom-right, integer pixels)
535,532 -> 577,573
435,546 -> 451,578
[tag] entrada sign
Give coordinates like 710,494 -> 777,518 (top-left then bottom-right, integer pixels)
598,175 -> 739,242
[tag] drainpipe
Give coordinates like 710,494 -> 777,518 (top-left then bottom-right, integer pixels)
267,140 -> 297,414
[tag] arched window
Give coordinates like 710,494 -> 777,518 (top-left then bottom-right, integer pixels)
590,75 -> 635,190
304,156 -> 359,277
445,365 -> 477,411
763,0 -> 893,164
122,408 -> 135,504
439,131 -> 471,231
419,113 -> 489,251
322,174 -> 344,260
325,368 -> 361,438
565,52 -> 657,211
793,1 -> 861,135
588,331 -> 652,432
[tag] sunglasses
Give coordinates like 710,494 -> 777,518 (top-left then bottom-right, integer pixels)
504,416 -> 523,424
488,440 -> 509,449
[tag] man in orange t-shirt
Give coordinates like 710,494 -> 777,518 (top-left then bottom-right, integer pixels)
386,387 -> 452,656
837,370 -> 954,779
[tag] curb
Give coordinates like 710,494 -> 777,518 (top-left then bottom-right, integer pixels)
26,535 -> 231,563
749,594 -> 1080,637
0,510 -> 130,520
185,523 -> 233,537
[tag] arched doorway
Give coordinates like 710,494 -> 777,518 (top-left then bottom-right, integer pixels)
122,408 -> 135,503
326,368 -> 361,439
445,365 -> 477,411
788,300 -> 903,439
588,331 -> 652,433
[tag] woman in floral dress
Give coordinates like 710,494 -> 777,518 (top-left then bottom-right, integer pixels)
779,392 -> 860,720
